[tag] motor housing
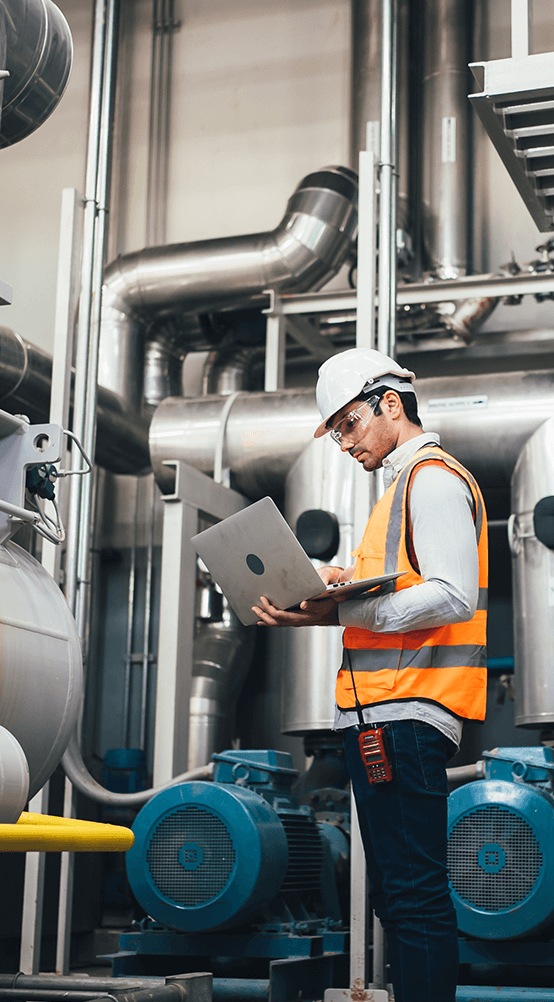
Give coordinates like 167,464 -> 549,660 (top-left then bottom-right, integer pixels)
447,747 -> 554,940
126,749 -> 344,933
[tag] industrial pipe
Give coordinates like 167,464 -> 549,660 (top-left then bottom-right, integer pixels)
188,600 -> 256,770
0,326 -> 150,474
65,0 -> 119,631
0,0 -> 73,148
446,761 -> 485,784
98,167 -> 358,413
0,978 -> 264,1002
0,987 -> 189,1002
150,369 -> 554,498
0,979 -> 165,993
61,732 -> 214,805
422,0 -> 470,278
350,0 -> 411,235
377,0 -> 399,358
0,812 -> 133,852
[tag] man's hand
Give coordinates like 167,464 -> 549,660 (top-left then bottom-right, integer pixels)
252,594 -> 340,627
318,564 -> 355,586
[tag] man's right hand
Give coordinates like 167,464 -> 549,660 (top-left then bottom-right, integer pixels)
318,564 -> 355,585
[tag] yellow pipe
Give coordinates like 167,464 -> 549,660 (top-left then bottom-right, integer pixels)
0,812 -> 134,852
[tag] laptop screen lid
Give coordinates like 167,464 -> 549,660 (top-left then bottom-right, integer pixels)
191,497 -> 333,626
192,497 -> 403,626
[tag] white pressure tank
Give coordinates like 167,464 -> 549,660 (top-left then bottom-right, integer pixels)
0,539 -> 82,801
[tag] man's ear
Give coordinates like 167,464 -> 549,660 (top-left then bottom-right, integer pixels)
382,390 -> 402,417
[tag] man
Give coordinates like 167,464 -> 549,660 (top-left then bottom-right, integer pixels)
253,347 -> 488,1002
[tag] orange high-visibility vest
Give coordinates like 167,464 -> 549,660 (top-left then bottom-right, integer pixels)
336,446 -> 488,721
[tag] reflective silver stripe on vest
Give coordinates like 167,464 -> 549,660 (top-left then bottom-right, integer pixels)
477,587 -> 488,611
341,644 -> 487,672
384,448 -> 484,577
384,455 -> 415,574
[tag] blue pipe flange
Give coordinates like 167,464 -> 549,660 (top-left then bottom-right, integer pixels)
447,779 -> 554,939
126,781 -> 288,932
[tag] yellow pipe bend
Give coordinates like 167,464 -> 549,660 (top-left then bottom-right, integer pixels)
0,812 -> 134,852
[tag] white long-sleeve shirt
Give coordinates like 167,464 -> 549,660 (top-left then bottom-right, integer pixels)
334,432 -> 480,748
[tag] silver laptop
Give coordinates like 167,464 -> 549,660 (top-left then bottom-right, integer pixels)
191,496 -> 403,626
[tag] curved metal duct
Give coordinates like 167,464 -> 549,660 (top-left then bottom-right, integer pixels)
0,325 -> 150,474
0,0 -> 73,148
98,166 -> 358,409
150,370 -> 554,497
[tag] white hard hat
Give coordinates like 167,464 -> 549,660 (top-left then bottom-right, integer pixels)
314,348 -> 416,438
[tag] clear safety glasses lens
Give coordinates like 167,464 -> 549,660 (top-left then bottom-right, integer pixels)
329,395 -> 379,445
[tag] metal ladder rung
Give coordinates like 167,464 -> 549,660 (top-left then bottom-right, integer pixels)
532,168 -> 554,177
509,124 -> 554,139
517,145 -> 554,158
501,98 -> 554,116
538,187 -> 554,197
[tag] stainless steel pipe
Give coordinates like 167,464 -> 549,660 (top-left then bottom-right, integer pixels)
422,0 -> 470,278
0,326 -> 150,474
0,0 -> 73,147
350,0 -> 410,233
99,167 -> 358,409
150,370 -> 554,498
188,608 -> 256,769
377,0 -> 399,358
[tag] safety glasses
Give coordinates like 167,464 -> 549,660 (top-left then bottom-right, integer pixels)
329,394 -> 380,445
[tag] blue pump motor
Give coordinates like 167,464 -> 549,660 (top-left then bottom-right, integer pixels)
447,747 -> 554,940
126,750 -> 341,933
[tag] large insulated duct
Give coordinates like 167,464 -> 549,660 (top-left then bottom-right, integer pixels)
98,167 -> 358,410
510,417 -> 554,729
150,370 -> 554,498
0,0 -> 73,147
0,326 -> 150,474
422,0 -> 470,278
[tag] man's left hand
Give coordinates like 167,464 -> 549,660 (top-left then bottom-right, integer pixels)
253,594 -> 340,627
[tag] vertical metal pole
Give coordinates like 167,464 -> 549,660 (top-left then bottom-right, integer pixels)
146,0 -> 175,246
377,0 -> 398,359
264,314 -> 286,391
356,150 -> 378,350
58,0 -> 119,976
65,0 -> 109,615
372,914 -> 387,990
352,146 -> 384,995
349,794 -> 369,989
122,482 -> 139,747
153,477 -> 198,785
19,784 -> 49,973
55,779 -> 75,974
511,0 -> 531,58
20,187 -> 84,976
139,477 -> 156,750
43,188 -> 84,581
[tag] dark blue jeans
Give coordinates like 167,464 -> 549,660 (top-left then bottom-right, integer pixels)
343,719 -> 458,1002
